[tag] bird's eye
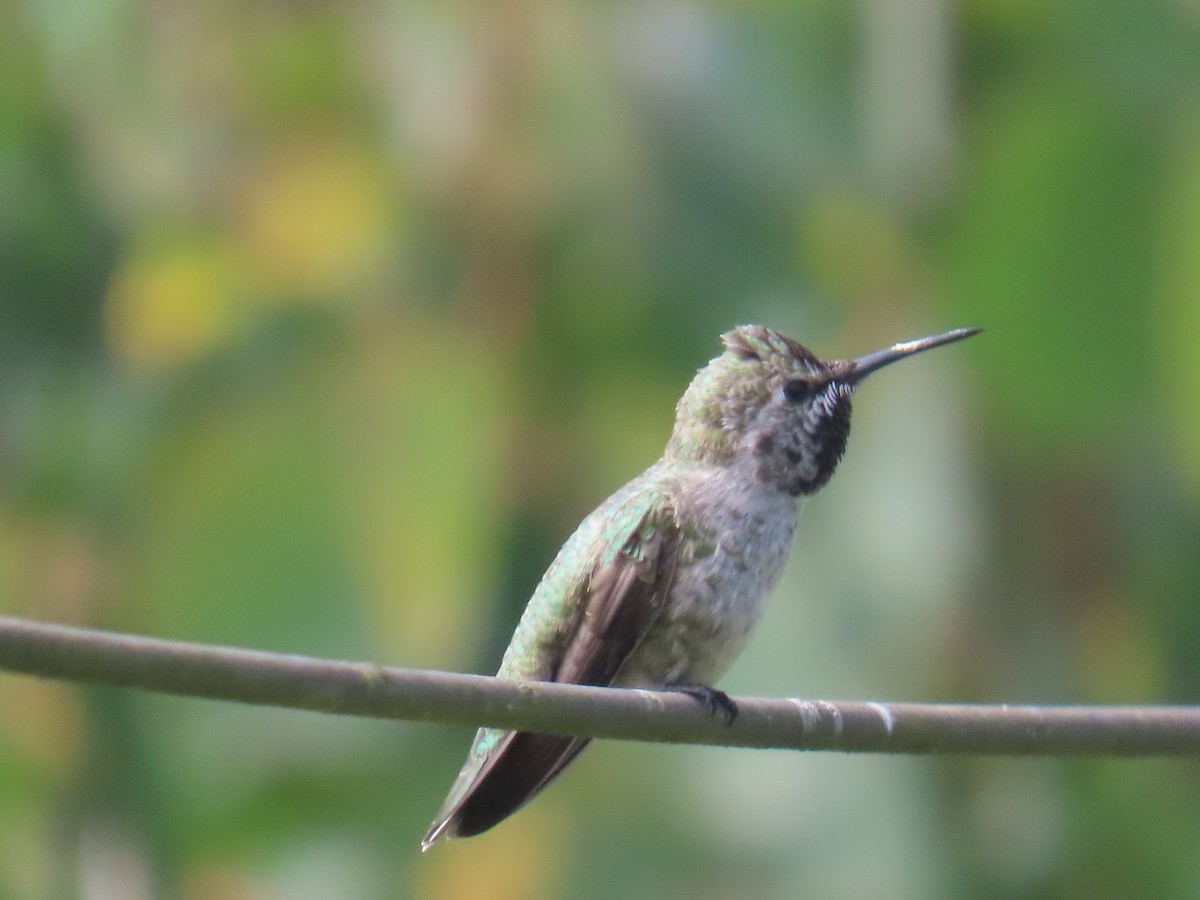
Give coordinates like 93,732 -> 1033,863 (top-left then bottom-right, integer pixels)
782,380 -> 813,403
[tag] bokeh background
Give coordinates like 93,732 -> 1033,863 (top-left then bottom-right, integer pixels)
3,1 -> 1200,897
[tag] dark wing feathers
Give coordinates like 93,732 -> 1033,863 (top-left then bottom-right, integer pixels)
556,525 -> 676,686
422,498 -> 679,847
437,731 -> 590,839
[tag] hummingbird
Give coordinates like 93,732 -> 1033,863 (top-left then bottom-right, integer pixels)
422,323 -> 979,850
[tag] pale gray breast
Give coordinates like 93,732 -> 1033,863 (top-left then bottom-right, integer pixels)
617,469 -> 802,686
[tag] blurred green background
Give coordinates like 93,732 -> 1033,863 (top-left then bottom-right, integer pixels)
3,0 -> 1200,897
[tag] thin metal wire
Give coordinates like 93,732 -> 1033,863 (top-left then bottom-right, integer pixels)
0,615 -> 1197,756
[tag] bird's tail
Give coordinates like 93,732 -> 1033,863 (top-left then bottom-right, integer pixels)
421,732 -> 590,851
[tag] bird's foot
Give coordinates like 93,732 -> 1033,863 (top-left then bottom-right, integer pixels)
667,683 -> 738,725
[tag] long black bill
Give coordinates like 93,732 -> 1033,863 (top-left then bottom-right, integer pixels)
847,327 -> 982,383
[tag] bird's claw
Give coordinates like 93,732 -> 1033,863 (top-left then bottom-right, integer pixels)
669,683 -> 738,725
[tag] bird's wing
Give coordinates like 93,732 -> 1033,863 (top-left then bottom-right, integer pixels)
555,496 -> 680,686
422,490 -> 680,849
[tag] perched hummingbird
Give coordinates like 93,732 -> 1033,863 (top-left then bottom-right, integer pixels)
422,324 -> 979,850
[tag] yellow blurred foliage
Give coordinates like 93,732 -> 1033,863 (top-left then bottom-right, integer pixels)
104,139 -> 394,370
414,801 -> 571,900
233,140 -> 393,301
106,239 -> 244,371
0,678 -> 84,776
